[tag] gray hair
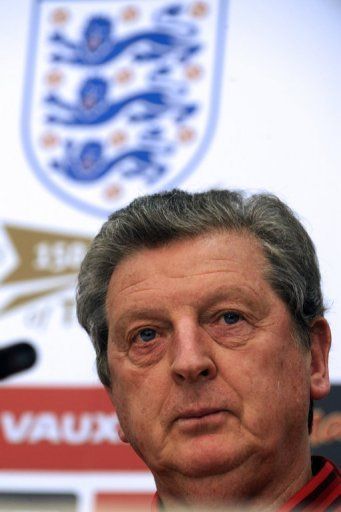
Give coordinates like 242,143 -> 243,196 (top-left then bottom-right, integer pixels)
77,189 -> 325,388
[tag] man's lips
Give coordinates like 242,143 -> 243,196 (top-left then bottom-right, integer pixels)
176,407 -> 228,421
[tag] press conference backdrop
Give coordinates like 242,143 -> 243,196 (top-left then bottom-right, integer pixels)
0,0 -> 340,510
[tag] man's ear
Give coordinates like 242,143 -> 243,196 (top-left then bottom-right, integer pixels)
105,387 -> 129,444
309,317 -> 331,400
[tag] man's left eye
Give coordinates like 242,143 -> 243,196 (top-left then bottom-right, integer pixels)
222,312 -> 241,324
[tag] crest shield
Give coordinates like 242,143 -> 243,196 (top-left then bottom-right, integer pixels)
23,0 -> 227,216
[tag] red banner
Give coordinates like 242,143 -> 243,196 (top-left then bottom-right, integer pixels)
0,387 -> 147,471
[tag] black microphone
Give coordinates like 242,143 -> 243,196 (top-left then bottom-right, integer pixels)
0,342 -> 37,380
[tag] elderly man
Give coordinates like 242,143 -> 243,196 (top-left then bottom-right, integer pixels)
77,189 -> 340,510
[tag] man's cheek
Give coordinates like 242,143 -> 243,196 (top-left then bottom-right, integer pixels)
237,352 -> 292,430
111,367 -> 154,423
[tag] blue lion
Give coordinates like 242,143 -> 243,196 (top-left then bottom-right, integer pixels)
45,77 -> 197,126
49,14 -> 200,66
50,140 -> 167,184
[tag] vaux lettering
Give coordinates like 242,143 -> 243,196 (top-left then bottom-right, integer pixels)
1,411 -> 121,445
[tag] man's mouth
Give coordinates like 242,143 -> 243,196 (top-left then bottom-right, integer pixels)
176,407 -> 227,421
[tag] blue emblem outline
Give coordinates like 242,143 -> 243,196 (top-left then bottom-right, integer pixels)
22,0 -> 229,218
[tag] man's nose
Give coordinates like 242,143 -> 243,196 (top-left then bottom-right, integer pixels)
170,320 -> 217,383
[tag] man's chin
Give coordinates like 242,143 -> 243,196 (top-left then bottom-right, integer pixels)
165,436 -> 253,478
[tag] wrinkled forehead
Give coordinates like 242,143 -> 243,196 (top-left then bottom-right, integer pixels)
105,230 -> 273,309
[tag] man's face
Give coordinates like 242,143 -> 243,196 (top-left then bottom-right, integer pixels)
105,232 -> 316,480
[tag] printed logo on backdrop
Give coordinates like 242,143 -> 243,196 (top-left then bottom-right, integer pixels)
0,388 -> 147,470
23,1 -> 227,217
0,223 -> 91,324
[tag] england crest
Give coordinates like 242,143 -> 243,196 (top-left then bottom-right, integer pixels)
23,0 -> 228,216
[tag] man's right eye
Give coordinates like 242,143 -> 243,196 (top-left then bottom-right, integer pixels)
137,328 -> 157,343
222,311 -> 242,325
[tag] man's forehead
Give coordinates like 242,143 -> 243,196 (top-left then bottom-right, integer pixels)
106,231 -> 270,300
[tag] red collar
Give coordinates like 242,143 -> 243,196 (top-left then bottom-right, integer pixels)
277,456 -> 340,511
151,457 -> 340,511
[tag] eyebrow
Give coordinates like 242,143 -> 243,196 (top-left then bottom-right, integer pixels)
197,286 -> 270,315
108,308 -> 171,341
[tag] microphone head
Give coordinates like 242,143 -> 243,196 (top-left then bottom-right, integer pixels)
0,342 -> 37,380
